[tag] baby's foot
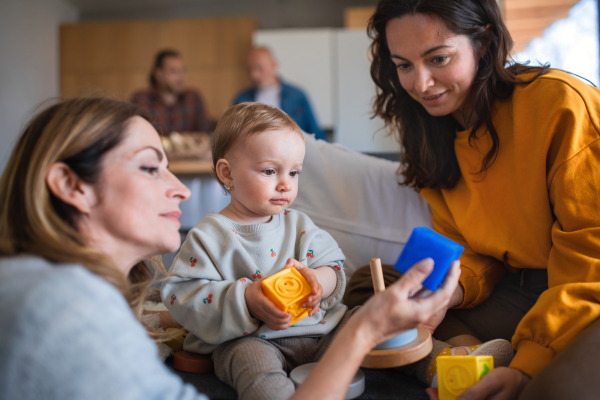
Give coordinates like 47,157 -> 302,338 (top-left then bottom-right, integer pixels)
427,339 -> 514,387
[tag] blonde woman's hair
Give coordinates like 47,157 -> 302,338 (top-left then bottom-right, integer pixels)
0,97 -> 169,338
211,102 -> 303,190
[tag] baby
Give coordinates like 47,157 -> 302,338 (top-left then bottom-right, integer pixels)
162,102 -> 514,399
162,103 -> 349,400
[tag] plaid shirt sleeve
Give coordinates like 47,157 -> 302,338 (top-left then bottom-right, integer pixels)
192,91 -> 210,132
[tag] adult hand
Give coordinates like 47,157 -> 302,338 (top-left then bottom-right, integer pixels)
285,258 -> 323,316
420,278 -> 465,335
290,259 -> 460,400
244,279 -> 291,330
354,258 -> 461,348
425,367 -> 531,400
450,280 -> 465,308
420,306 -> 449,336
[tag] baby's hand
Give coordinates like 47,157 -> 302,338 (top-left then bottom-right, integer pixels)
244,279 -> 292,330
285,258 -> 323,316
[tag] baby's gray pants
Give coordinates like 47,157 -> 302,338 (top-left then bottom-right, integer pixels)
213,308 -> 356,400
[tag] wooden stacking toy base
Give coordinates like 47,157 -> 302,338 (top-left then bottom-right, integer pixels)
361,324 -> 432,369
173,351 -> 214,374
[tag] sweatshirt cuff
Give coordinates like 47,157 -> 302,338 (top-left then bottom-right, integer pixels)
510,340 -> 556,378
320,262 -> 346,310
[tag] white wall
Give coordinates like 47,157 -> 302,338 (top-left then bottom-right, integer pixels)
0,0 -> 79,174
254,27 -> 399,153
254,29 -> 336,128
335,29 -> 398,153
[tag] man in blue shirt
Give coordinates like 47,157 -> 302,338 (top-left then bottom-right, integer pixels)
233,47 -> 326,141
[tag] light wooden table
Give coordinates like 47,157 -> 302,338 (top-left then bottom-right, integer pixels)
169,160 -> 213,175
168,159 -> 228,230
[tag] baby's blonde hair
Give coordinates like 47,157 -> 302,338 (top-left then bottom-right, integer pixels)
211,102 -> 303,191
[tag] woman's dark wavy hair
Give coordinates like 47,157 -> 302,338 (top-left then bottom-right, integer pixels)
370,0 -> 548,190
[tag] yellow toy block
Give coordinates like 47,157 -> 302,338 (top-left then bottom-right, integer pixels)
261,268 -> 312,325
165,328 -> 188,352
438,356 -> 494,400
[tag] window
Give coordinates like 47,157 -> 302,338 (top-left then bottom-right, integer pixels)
514,0 -> 599,86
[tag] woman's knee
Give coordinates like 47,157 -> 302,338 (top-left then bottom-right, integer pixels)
519,318 -> 600,400
343,264 -> 401,308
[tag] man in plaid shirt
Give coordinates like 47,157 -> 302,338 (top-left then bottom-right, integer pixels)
131,49 -> 210,135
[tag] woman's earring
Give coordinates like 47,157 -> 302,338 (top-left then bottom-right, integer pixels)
226,184 -> 232,192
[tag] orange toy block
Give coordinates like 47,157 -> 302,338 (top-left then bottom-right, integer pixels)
437,355 -> 494,400
261,268 -> 313,325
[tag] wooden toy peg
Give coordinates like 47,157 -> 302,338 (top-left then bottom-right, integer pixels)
370,258 -> 386,294
360,257 -> 433,369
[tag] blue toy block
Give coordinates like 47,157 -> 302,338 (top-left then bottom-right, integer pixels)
394,227 -> 464,291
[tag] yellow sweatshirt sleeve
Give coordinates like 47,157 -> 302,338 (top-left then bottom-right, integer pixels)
510,79 -> 600,377
511,139 -> 600,376
424,188 -> 507,309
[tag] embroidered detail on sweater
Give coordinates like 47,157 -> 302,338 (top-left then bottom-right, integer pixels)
252,270 -> 262,279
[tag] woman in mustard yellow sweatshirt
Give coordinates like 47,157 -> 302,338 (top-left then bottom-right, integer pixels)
345,0 -> 600,399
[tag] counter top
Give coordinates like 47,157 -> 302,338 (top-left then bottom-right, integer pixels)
168,160 -> 213,175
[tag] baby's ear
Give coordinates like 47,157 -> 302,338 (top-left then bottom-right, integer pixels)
215,158 -> 233,185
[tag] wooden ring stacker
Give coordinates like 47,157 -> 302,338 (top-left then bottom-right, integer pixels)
173,351 -> 214,374
360,258 -> 432,369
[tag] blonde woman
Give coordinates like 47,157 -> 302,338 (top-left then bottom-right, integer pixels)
0,97 -> 460,400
